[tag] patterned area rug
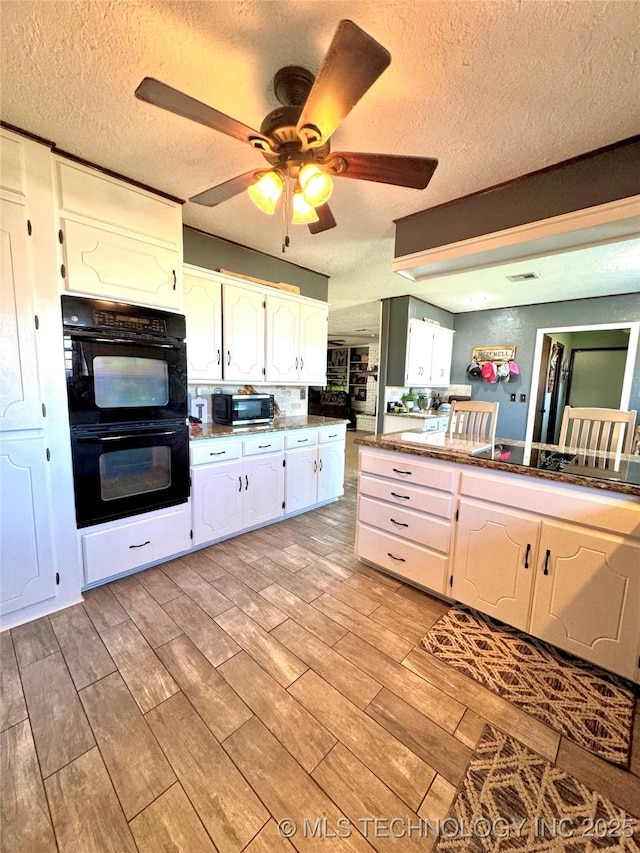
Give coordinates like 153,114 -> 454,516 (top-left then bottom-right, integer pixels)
435,725 -> 639,852
420,606 -> 636,767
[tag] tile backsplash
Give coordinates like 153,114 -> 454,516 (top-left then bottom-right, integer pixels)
188,384 -> 308,421
384,383 -> 472,410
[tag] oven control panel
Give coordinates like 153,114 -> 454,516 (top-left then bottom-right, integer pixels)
92,310 -> 167,334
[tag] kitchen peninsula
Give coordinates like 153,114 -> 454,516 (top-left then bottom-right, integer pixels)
354,430 -> 640,682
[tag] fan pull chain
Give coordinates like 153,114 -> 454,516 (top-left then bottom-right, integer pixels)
281,170 -> 290,253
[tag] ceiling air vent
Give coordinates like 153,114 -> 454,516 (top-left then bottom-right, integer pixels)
506,272 -> 539,282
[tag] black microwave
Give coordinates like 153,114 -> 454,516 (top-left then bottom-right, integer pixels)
213,393 -> 275,427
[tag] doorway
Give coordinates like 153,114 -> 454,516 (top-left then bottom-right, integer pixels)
526,322 -> 639,447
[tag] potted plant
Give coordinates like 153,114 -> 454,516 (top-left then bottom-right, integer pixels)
402,389 -> 416,410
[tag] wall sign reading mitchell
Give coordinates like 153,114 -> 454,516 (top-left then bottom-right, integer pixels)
472,345 -> 517,364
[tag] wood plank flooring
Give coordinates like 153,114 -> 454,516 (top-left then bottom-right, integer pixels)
2,442 -> 639,851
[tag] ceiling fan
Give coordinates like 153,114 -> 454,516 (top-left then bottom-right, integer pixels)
135,19 -> 438,247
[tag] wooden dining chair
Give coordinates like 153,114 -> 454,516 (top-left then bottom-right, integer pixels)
446,400 -> 499,445
558,406 -> 637,470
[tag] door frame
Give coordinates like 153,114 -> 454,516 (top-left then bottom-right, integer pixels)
524,321 -> 639,450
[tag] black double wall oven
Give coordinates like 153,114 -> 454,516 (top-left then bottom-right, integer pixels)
62,295 -> 190,528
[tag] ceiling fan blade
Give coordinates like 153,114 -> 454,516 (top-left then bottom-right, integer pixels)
135,78 -> 269,147
296,20 -> 390,149
189,171 -> 258,207
327,152 -> 438,189
308,203 -> 337,234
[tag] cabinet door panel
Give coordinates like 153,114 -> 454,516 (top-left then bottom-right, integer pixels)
61,219 -> 180,309
430,327 -> 453,386
530,521 -> 640,679
452,500 -> 539,631
265,295 -> 298,383
299,301 -> 328,384
285,447 -> 317,512
0,199 -> 42,431
405,319 -> 433,385
317,441 -> 345,502
0,436 -> 56,614
192,460 -> 243,545
183,270 -> 222,381
243,454 -> 285,526
222,283 -> 265,381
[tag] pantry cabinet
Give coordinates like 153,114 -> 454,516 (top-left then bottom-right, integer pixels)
183,264 -> 223,381
53,157 -> 183,310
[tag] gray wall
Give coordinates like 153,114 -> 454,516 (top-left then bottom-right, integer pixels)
450,293 -> 640,440
183,226 -> 329,301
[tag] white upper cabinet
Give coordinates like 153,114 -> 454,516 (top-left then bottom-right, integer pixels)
265,292 -> 328,384
405,319 -> 453,386
222,281 -> 266,381
53,157 -> 183,310
183,265 -> 223,382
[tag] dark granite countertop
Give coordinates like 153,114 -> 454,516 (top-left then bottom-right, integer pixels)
355,431 -> 640,497
189,415 -> 349,441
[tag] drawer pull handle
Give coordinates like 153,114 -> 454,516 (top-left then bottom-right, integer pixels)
210,451 -> 226,456
524,543 -> 531,568
390,492 -> 410,500
258,444 -> 271,449
298,438 -> 308,443
543,549 -> 551,575
328,433 -> 337,438
392,468 -> 412,475
129,540 -> 150,549
390,518 -> 409,527
387,552 -> 406,563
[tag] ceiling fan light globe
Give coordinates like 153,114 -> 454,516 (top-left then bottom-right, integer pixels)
299,164 -> 333,207
247,170 -> 283,214
292,190 -> 319,224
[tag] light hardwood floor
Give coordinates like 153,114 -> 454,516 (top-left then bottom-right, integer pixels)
2,433 -> 639,852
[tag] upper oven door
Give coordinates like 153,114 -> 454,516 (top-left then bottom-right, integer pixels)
64,331 -> 187,425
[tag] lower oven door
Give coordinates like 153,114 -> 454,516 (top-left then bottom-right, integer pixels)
70,422 -> 190,528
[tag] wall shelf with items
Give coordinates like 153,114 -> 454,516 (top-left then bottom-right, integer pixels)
326,347 -> 349,389
349,346 -> 378,413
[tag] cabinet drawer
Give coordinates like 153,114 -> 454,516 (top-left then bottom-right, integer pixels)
318,425 -> 347,444
356,523 -> 448,594
359,474 -> 453,519
82,503 -> 191,584
360,448 -> 456,492
243,434 -> 284,456
190,439 -> 241,466
424,417 -> 448,432
359,496 -> 451,553
285,430 -> 318,449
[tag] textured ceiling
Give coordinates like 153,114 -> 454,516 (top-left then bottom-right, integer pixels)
1,0 -> 638,333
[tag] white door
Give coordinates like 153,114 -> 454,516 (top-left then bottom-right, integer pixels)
183,267 -> 223,381
405,319 -> 434,385
530,520 -> 640,680
0,198 -> 43,432
265,294 -> 299,383
222,282 -> 265,381
243,454 -> 285,527
61,218 -> 180,309
192,460 -> 243,545
452,499 -> 540,631
285,447 -> 318,513
318,442 -> 345,502
299,301 -> 329,384
430,327 -> 454,386
0,435 -> 56,615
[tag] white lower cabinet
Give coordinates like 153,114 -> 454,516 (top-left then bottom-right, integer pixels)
529,521 -> 640,680
81,502 -> 192,586
284,427 -> 346,513
0,435 -> 56,615
451,499 -> 539,631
